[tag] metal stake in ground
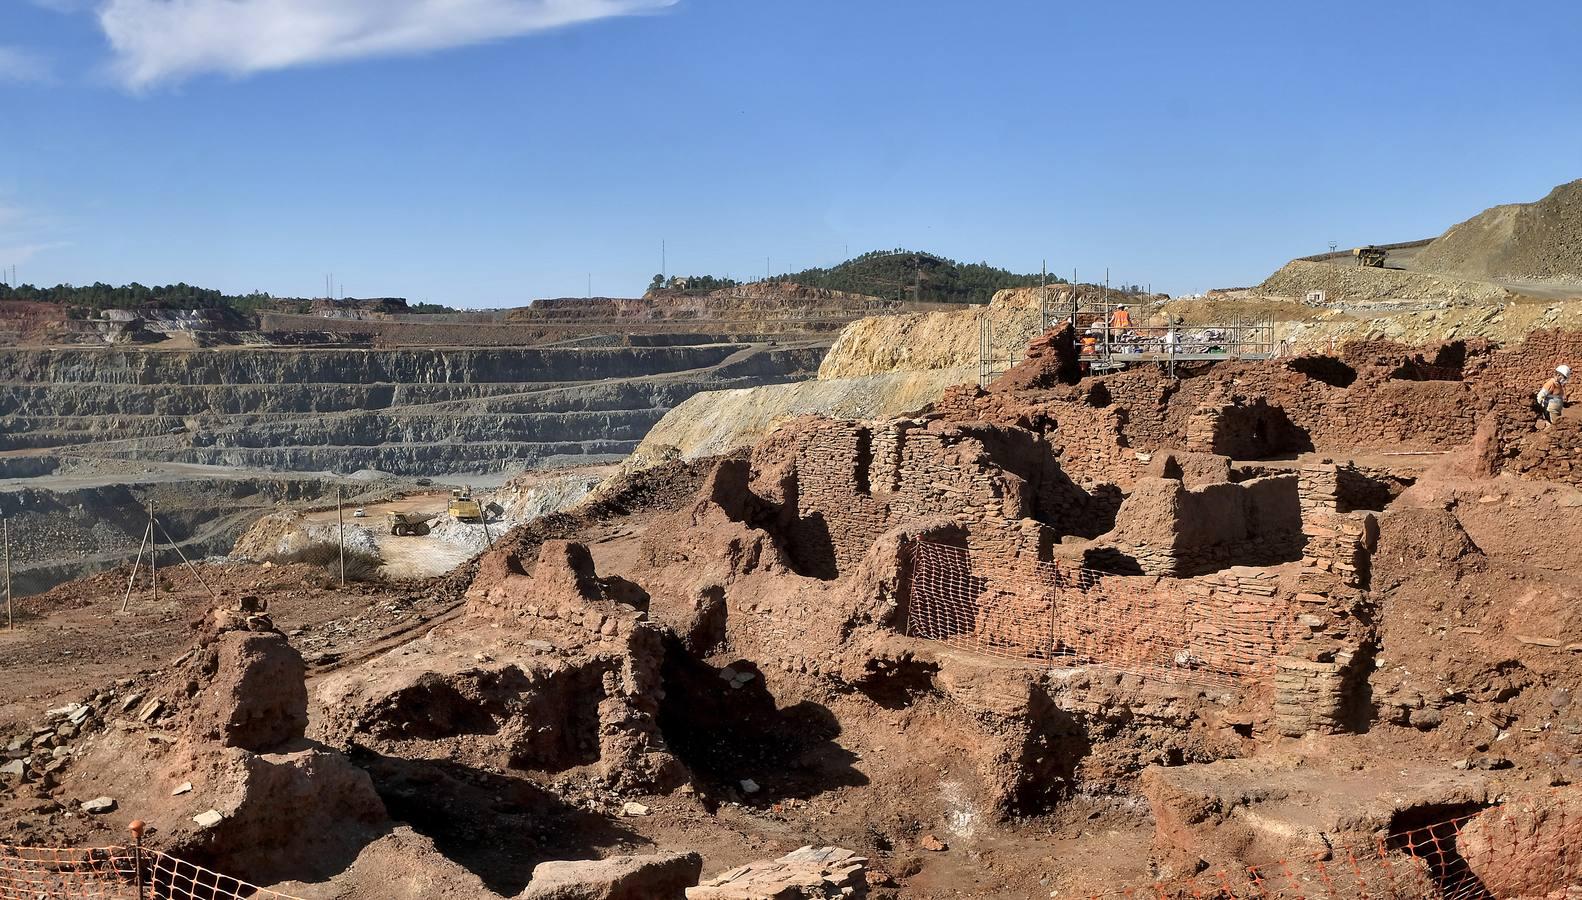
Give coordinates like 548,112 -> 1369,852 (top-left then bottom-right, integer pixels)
337,486 -> 346,588
121,516 -> 150,613
149,499 -> 157,605
130,819 -> 147,900
3,517 -> 11,631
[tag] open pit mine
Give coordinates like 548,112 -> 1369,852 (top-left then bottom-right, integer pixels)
4,208 -> 1582,899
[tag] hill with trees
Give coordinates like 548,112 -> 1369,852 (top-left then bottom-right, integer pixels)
654,249 -> 1066,305
0,282 -> 456,316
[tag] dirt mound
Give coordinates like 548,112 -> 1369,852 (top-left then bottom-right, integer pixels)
1256,259 -> 1511,304
231,510 -> 380,561
1414,178 -> 1582,283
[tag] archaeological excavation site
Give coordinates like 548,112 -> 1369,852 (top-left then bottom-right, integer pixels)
5,181 -> 1582,900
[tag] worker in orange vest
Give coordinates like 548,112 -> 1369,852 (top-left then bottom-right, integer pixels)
1109,305 -> 1132,329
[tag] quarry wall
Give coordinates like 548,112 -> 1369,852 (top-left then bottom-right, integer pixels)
0,343 -> 823,476
627,368 -> 973,470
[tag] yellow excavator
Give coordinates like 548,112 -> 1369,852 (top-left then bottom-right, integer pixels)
447,488 -> 484,522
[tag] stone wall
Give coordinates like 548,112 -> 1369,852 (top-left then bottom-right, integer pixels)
1511,418 -> 1582,485
1266,462 -> 1382,737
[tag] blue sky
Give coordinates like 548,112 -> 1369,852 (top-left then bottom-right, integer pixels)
2,0 -> 1580,305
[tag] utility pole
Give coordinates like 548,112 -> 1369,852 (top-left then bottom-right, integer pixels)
1040,259 -> 1048,332
662,240 -> 666,281
1327,241 -> 1339,304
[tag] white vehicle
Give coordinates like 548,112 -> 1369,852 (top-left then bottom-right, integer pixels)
353,507 -> 367,518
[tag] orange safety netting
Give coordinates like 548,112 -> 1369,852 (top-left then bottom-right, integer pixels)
0,844 -> 307,900
905,539 -> 1299,686
1092,800 -> 1581,900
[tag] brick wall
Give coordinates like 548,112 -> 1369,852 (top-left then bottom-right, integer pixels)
753,416 -> 1084,578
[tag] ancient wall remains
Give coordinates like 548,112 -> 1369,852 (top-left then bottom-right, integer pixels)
1262,462 -> 1383,737
1095,474 -> 1303,577
1511,418 -> 1582,485
753,417 -> 1089,577
907,540 -> 1300,685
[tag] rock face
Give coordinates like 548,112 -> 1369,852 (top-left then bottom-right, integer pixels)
66,607 -> 389,886
518,851 -> 703,900
687,846 -> 867,899
628,369 -> 973,471
817,292 -> 1041,380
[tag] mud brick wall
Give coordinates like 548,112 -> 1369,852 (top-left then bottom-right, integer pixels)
1179,567 -> 1302,677
759,417 -> 1076,577
1466,330 -> 1582,411
1299,507 -> 1378,594
947,551 -> 1300,681
1277,469 -> 1380,736
1097,369 -> 1188,450
1185,394 -> 1311,459
1272,653 -> 1354,737
1102,474 -> 1303,577
1310,379 -> 1480,450
1511,418 -> 1582,485
1271,584 -> 1374,737
931,384 -> 1145,495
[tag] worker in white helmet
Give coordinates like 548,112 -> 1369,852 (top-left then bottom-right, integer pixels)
1537,365 -> 1571,425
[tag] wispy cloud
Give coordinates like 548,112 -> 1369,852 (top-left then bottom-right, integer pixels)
0,46 -> 52,83
0,204 -> 70,272
0,242 -> 73,267
95,0 -> 676,90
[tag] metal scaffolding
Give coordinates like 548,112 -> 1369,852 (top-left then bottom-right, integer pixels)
1074,301 -> 1276,375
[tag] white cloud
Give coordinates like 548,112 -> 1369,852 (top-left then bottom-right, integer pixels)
96,0 -> 677,90
0,46 -> 51,83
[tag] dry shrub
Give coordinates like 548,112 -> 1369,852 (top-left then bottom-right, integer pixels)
271,542 -> 384,583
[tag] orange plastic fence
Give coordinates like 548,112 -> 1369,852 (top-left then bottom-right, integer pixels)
1094,799 -> 1580,900
1,798 -> 1577,900
0,844 -> 307,900
905,540 -> 1298,685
